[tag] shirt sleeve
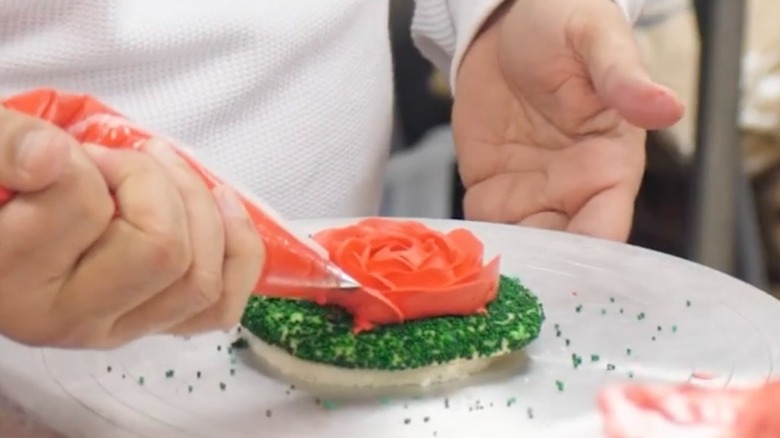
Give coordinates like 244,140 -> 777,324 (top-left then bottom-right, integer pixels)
410,0 -> 648,91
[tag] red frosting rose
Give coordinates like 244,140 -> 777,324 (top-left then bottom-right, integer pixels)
312,218 -> 501,332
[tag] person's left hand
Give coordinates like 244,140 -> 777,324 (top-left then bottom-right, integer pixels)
453,0 -> 685,241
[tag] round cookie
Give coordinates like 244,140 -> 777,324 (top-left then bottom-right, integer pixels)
240,276 -> 544,387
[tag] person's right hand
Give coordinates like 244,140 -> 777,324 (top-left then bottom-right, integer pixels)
0,107 -> 265,349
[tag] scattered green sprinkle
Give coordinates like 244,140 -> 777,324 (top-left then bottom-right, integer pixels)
230,368 -> 236,376
565,338 -> 571,346
323,400 -> 339,410
637,312 -> 646,320
601,309 -> 606,315
231,337 -> 249,350
217,345 -> 222,352
610,297 -> 615,303
619,308 -> 624,314
571,353 -> 583,368
672,325 -> 678,333
507,397 -> 517,407
423,416 -> 430,423
686,300 -> 692,307
626,348 -> 632,356
165,369 -> 175,378
575,304 -> 583,313
196,371 -> 202,379
555,380 -> 565,392
219,382 -> 226,391
138,376 -> 145,386
188,385 -> 193,393
379,396 -> 391,406
590,354 -> 600,362
404,418 -> 411,425
227,347 -> 233,355
651,336 -> 656,341
527,407 -> 535,419
628,371 -> 635,379
607,363 -> 616,371
657,326 -> 662,332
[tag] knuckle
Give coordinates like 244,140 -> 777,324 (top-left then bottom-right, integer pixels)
143,230 -> 192,276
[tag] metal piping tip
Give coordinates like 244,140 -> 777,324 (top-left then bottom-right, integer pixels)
326,263 -> 362,290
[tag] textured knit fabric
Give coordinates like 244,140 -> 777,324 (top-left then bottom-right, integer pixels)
0,0 -> 644,219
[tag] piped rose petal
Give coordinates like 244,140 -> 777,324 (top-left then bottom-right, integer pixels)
312,218 -> 502,331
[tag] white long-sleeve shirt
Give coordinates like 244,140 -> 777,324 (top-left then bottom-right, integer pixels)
0,0 -> 644,219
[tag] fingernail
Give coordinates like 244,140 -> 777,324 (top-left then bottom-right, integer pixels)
144,139 -> 181,164
16,130 -> 52,173
215,185 -> 249,219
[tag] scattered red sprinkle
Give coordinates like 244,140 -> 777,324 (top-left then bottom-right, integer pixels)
571,291 -> 578,296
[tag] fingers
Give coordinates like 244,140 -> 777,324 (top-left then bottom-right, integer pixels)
166,185 -> 265,336
109,139 -> 227,338
0,144 -> 114,282
574,0 -> 684,130
58,144 -> 191,327
0,107 -> 72,191
566,185 -> 637,242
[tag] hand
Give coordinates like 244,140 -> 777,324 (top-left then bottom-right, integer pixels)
0,109 -> 265,348
453,0 -> 685,241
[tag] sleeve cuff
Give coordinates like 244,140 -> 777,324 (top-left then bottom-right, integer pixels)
410,0 -> 647,93
411,0 -> 507,94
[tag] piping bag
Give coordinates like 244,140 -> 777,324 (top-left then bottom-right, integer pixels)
0,88 -> 360,295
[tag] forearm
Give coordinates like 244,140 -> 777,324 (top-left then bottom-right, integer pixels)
410,0 -> 648,90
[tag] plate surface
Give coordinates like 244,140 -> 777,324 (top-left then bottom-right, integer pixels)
1,218 -> 779,438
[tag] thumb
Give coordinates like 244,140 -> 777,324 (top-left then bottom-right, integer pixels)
574,2 -> 685,130
0,107 -> 73,192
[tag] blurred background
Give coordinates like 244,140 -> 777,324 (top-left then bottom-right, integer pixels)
381,0 -> 780,295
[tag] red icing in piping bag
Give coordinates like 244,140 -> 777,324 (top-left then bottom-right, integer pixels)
0,88 -> 353,296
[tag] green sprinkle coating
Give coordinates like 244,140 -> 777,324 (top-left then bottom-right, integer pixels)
626,348 -> 632,356
565,338 -> 570,346
672,325 -> 678,333
219,382 -> 226,391
507,397 -> 517,407
165,369 -> 175,378
590,354 -> 600,362
606,363 -> 616,371
575,304 -> 583,313
241,276 -> 544,370
138,376 -> 145,386
555,380 -> 565,392
637,312 -> 646,320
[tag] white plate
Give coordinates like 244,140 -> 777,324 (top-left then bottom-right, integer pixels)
1,218 -> 780,438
